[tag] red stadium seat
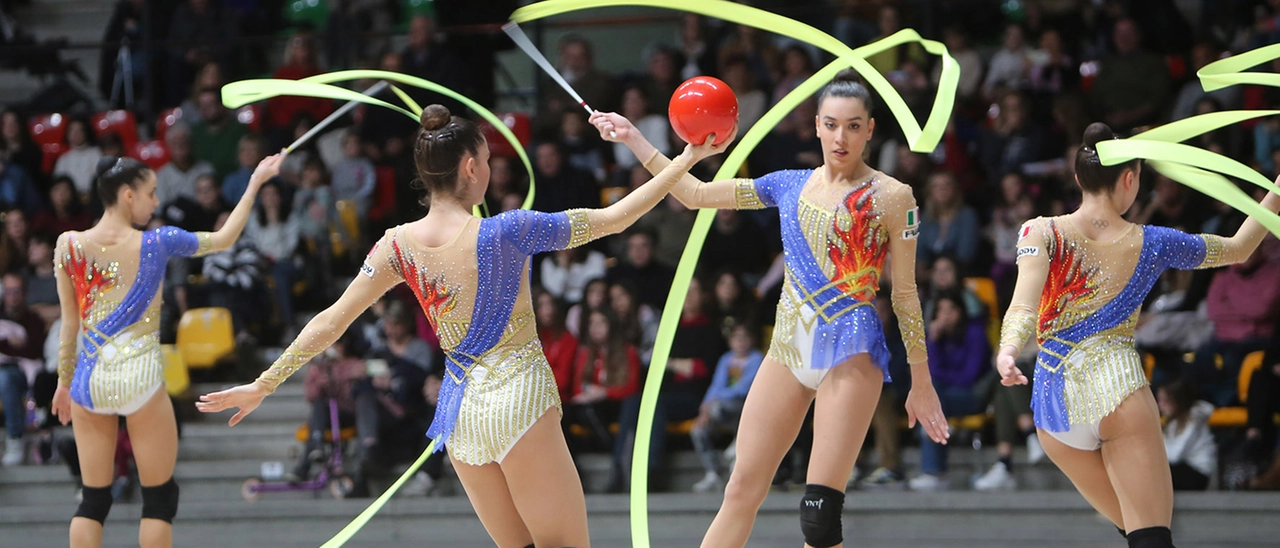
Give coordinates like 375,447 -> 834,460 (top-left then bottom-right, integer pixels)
29,113 -> 66,146
479,112 -> 531,158
40,142 -> 67,174
156,107 -> 185,142
368,166 -> 397,222
92,110 -> 140,149
133,140 -> 170,170
236,105 -> 261,132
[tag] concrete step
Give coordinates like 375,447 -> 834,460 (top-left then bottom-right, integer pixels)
2,492 -> 1278,547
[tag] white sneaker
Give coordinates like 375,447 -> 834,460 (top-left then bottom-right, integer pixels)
2,438 -> 23,466
401,471 -> 435,497
973,462 -> 1017,491
1026,433 -> 1046,464
908,473 -> 947,491
692,471 -> 723,493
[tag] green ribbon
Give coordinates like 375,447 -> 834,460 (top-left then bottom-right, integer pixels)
319,440 -> 437,548
515,3 -> 957,546
221,69 -> 537,213
1095,44 -> 1280,237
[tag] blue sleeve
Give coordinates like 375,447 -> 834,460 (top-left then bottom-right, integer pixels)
1148,225 -> 1208,271
727,352 -> 763,400
751,170 -> 801,208
499,209 -> 574,256
157,226 -> 201,258
704,353 -> 732,404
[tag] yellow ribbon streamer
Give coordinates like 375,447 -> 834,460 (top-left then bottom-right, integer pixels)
515,3 -> 958,547
221,69 -> 537,212
1096,44 -> 1280,237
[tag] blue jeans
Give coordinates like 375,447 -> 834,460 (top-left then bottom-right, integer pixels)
0,365 -> 28,439
919,384 -> 983,475
271,260 -> 298,327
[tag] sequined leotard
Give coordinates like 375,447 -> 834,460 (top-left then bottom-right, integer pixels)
56,227 -> 212,415
999,216 -> 1262,443
253,156 -> 697,466
642,154 -> 928,387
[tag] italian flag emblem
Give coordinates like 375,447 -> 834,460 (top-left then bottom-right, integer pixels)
906,207 -> 918,227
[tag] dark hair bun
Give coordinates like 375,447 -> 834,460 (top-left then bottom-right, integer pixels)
832,68 -> 861,84
95,156 -> 120,179
420,104 -> 452,131
1082,122 -> 1116,149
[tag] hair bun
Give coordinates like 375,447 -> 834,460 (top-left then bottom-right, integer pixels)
420,104 -> 452,131
95,156 -> 120,179
1082,122 -> 1116,149
832,68 -> 861,84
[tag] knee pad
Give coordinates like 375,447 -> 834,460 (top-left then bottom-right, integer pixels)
798,483 -> 845,548
1127,526 -> 1174,548
141,478 -> 180,523
74,485 -> 113,524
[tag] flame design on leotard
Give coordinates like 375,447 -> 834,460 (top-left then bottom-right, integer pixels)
827,182 -> 888,302
391,241 -> 457,332
1037,223 -> 1097,343
62,241 -> 116,321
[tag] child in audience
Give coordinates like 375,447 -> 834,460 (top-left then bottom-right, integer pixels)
691,323 -> 762,492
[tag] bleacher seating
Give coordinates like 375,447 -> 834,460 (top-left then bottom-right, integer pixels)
176,307 -> 237,370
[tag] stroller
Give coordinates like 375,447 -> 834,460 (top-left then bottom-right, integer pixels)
241,399 -> 354,501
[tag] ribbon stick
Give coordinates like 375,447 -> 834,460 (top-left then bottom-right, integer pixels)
221,70 -> 537,213
515,3 -> 958,546
1097,43 -> 1280,237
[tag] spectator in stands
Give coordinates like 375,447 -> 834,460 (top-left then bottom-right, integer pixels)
677,14 -> 716,79
1245,338 -> 1280,489
909,292 -> 989,491
555,35 -> 616,115
279,114 -> 318,185
1172,42 -> 1240,121
23,231 -> 58,325
167,0 -> 238,106
983,24 -> 1029,100
1157,381 -> 1216,491
612,85 -> 671,172
293,157 -> 341,293
399,15 -> 464,112
568,309 -> 641,457
377,300 -> 433,372
859,287 -> 911,488
641,45 -> 682,110
710,269 -> 758,343
0,208 -> 29,274
609,280 -> 658,367
266,31 -> 331,149
762,99 -> 822,172
331,132 -> 377,217
482,155 -> 519,214
978,91 -> 1049,189
1194,250 -> 1280,406
0,271 -> 47,465
917,171 -> 980,273
627,190 -> 695,269
32,176 -> 91,235
716,23 -> 777,92
541,247 -> 608,305
155,122 -> 215,207
566,277 -> 608,339
531,141 -> 599,213
288,330 -> 366,481
356,329 -> 433,497
246,181 -> 300,337
607,229 -> 674,310
163,173 -> 225,234
0,110 -> 41,187
222,133 -> 268,205
1090,18 -> 1171,133
923,254 -> 986,325
192,88 -> 250,181
691,323 -> 761,493
1255,114 -> 1280,177
720,55 -> 767,135
1026,29 -> 1078,115
988,173 -> 1037,290
179,62 -> 225,116
535,289 -> 578,404
771,45 -> 815,106
560,110 -> 607,182
865,5 -> 925,76
202,211 -> 264,339
933,26 -> 983,101
974,330 -> 1038,491
52,118 -> 101,200
702,209 -> 771,276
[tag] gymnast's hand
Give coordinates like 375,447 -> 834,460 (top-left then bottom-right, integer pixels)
588,112 -> 637,144
51,384 -> 72,426
905,379 -> 950,444
682,126 -> 737,162
197,383 -> 269,426
996,351 -> 1028,386
247,151 -> 287,193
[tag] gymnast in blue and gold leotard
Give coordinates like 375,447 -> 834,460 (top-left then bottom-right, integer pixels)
200,104 -> 727,547
594,69 -> 948,548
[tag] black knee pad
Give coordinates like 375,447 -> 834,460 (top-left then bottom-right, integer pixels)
799,483 -> 845,548
141,478 -> 180,523
1127,526 -> 1174,548
74,486 -> 113,524
1117,526 -> 1128,539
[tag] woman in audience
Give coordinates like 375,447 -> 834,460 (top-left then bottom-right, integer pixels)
922,254 -> 986,324
541,246 -> 608,305
596,69 -> 944,546
0,109 -> 43,186
691,323 -> 762,493
711,269 -> 758,344
535,289 -> 579,404
33,176 -> 93,235
1156,381 -> 1216,491
918,170 -> 981,274
609,279 -> 658,366
568,309 -> 640,464
996,123 -> 1280,547
52,153 -> 281,547
199,104 -> 725,548
566,277 -> 608,339
246,181 -> 300,336
52,118 -> 102,201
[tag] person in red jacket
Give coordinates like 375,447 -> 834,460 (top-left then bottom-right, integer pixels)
568,309 -> 640,491
265,31 -> 332,147
534,289 -> 579,404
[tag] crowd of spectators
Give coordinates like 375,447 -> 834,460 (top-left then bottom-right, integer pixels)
0,0 -> 1278,497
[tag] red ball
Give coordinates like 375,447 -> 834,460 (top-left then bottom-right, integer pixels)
669,76 -> 738,146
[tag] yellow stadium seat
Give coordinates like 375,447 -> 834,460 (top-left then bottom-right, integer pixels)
177,308 -> 236,370
162,344 -> 190,396
1240,351 -> 1265,404
335,200 -> 361,248
294,423 -> 357,443
762,325 -> 775,345
964,277 -> 1001,349
949,413 -> 988,431
1208,407 -> 1247,428
1143,352 -> 1156,381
